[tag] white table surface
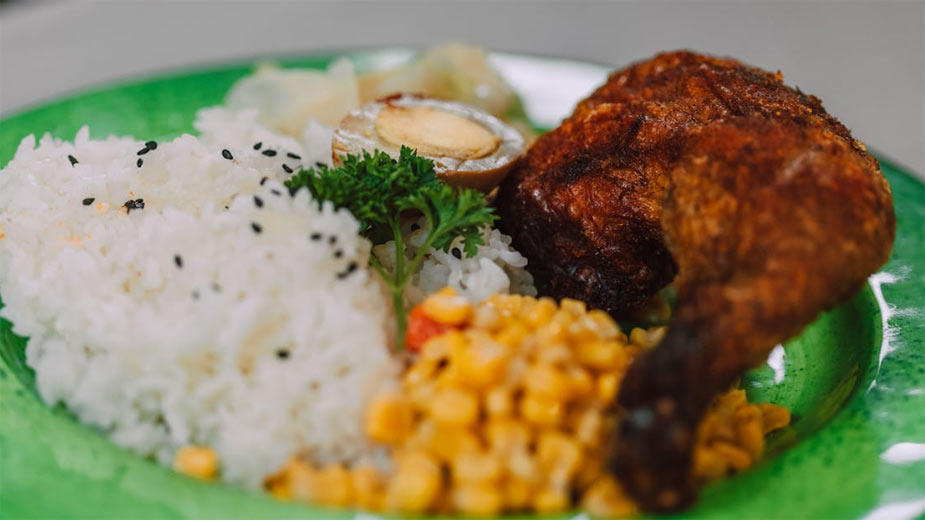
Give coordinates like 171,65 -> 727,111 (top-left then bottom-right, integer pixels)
1,0 -> 922,178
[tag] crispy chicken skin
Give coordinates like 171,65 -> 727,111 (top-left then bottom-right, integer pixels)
497,51 -> 895,511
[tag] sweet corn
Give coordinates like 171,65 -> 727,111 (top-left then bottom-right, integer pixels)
314,464 -> 352,507
537,430 -> 583,484
533,487 -> 570,513
569,406 -> 603,446
386,450 -> 442,513
485,419 -> 530,453
451,450 -> 503,483
524,363 -> 572,400
566,367 -> 594,400
711,441 -> 752,470
451,482 -> 503,516
485,386 -> 513,417
430,387 -> 479,426
455,334 -> 507,389
525,297 -> 557,327
596,373 -> 619,403
576,339 -> 625,371
581,476 -> 637,518
429,425 -> 481,462
422,287 -> 472,325
351,466 -> 385,511
520,393 -> 563,426
173,445 -> 218,480
504,476 -> 535,510
559,298 -> 586,316
366,392 -> 414,445
758,402 -> 791,433
346,290 -> 792,516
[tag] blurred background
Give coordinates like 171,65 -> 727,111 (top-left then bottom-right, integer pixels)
1,0 -> 922,177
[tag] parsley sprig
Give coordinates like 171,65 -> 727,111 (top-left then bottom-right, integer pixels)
286,147 -> 496,344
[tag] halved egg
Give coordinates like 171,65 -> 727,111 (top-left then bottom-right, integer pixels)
332,94 -> 525,192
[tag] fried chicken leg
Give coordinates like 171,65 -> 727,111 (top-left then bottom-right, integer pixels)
496,51 -> 895,511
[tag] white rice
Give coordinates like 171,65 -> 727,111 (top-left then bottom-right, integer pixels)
0,105 -> 535,488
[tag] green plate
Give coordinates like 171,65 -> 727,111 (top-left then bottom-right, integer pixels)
1,50 -> 923,520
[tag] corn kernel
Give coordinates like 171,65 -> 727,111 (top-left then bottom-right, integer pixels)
560,298 -> 586,316
569,407 -> 603,445
535,342 -> 572,365
485,419 -> 530,453
472,302 -> 501,331
283,458 -> 318,501
576,339 -> 626,371
351,466 -> 385,511
485,386 -> 513,417
430,387 -> 479,426
504,476 -> 534,510
537,430 -> 583,484
533,487 -> 569,513
524,363 -> 572,401
495,322 -> 529,349
580,476 -> 637,518
587,309 -> 621,339
429,425 -> 481,462
451,450 -> 502,483
386,451 -> 442,513
173,445 -> 218,480
758,402 -> 791,433
735,411 -> 766,458
524,298 -> 557,327
566,367 -> 594,399
629,326 -> 666,349
456,334 -> 508,389
596,373 -> 619,403
314,464 -> 352,507
422,288 -> 472,325
366,392 -> 414,445
451,482 -> 503,516
711,441 -> 752,470
520,393 -> 563,426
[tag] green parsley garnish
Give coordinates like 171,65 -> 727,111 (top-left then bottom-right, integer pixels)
285,147 -> 496,344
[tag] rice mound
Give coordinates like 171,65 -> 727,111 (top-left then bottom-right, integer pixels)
0,106 -> 536,488
0,111 -> 399,487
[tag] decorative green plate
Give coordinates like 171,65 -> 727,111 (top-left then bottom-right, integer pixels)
1,50 -> 923,520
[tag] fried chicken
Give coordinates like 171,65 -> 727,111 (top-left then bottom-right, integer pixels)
496,50 -> 895,511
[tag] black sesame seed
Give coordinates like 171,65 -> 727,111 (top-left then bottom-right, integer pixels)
221,149 -> 233,160
276,349 -> 290,359
334,249 -> 344,258
253,142 -> 263,150
286,152 -> 301,160
282,164 -> 293,174
328,235 -> 337,245
410,223 -> 420,231
68,155 -> 78,166
314,162 -> 325,168
337,261 -> 359,279
137,158 -> 144,168
145,140 -> 157,150
262,149 -> 277,157
137,147 -> 149,156
259,176 -> 269,186
251,222 -> 262,234
310,232 -> 322,241
82,197 -> 95,206
270,189 -> 281,196
174,255 -> 183,268
254,195 -> 264,208
452,247 -> 462,259
211,282 -> 221,292
123,199 -> 144,213
192,290 -> 200,300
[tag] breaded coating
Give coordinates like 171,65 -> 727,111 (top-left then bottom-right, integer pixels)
497,50 -> 895,511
